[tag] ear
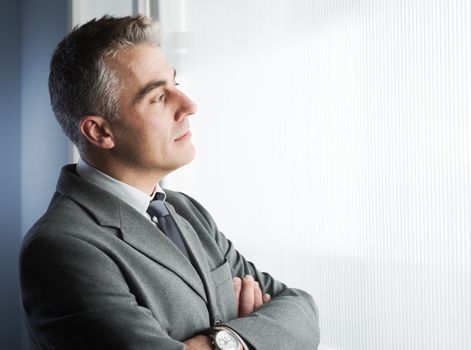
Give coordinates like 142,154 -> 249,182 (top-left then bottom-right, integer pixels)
79,116 -> 115,149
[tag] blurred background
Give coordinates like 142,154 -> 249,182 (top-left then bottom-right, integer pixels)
1,0 -> 470,349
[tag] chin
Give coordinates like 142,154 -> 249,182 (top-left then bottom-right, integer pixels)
168,150 -> 196,171
182,145 -> 196,162
181,151 -> 196,166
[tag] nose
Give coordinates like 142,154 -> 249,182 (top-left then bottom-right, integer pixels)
175,89 -> 197,121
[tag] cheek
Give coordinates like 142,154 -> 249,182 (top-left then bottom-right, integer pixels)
142,128 -> 169,153
148,121 -> 172,143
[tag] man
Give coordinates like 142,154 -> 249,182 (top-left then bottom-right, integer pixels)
20,15 -> 320,350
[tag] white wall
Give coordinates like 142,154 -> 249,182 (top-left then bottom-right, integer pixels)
158,1 -> 471,349
71,0 -> 133,25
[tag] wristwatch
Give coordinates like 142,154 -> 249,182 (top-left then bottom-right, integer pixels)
208,327 -> 241,350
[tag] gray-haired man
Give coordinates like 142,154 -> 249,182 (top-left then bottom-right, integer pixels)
20,15 -> 320,350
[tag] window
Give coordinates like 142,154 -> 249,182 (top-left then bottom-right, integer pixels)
156,1 -> 471,349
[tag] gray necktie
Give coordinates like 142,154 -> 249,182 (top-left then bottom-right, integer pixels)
147,193 -> 190,259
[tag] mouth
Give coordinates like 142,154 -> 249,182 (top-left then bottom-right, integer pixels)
174,130 -> 191,142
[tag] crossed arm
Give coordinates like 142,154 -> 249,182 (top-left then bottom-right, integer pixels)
181,193 -> 320,350
184,275 -> 271,349
21,192 -> 319,349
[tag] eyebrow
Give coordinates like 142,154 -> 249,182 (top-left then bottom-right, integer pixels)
131,69 -> 177,106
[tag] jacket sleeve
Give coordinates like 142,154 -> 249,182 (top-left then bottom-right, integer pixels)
182,194 -> 321,350
20,234 -> 186,350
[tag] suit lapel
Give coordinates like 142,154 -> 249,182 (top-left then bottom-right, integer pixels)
119,201 -> 208,304
56,165 -> 208,304
166,203 -> 220,321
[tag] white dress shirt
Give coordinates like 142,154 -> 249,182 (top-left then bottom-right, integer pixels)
76,157 -> 166,224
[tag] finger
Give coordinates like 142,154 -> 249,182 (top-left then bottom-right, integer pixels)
232,277 -> 242,314
239,275 -> 255,317
254,281 -> 263,310
263,293 -> 271,303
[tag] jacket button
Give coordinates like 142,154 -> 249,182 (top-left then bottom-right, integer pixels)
214,318 -> 222,325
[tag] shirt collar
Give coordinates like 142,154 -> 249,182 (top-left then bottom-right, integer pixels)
76,157 -> 166,218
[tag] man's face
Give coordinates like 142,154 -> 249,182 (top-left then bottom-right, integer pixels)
109,44 -> 197,177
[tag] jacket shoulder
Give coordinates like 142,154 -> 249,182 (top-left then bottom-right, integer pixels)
21,191 -> 113,250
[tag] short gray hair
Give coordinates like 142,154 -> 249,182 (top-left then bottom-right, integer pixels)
49,15 -> 160,151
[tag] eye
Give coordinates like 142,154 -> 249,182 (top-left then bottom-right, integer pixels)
150,93 -> 166,104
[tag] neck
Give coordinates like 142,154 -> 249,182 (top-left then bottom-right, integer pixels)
81,154 -> 167,196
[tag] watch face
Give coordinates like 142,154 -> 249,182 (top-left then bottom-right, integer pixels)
215,330 -> 239,350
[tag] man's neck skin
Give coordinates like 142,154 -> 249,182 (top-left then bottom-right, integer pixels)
81,153 -> 168,196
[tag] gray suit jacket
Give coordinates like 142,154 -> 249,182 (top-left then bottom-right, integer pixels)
20,165 -> 320,349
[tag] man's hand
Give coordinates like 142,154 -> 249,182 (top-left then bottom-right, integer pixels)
232,275 -> 271,317
183,275 -> 271,349
183,335 -> 213,349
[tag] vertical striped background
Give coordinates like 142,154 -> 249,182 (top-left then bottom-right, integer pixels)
159,0 -> 470,348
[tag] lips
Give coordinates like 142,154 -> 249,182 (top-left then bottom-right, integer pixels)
174,130 -> 191,141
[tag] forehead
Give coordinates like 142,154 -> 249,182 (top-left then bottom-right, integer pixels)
110,44 -> 173,86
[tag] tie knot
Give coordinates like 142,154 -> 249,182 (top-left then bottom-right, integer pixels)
147,196 -> 169,218
154,192 -> 166,201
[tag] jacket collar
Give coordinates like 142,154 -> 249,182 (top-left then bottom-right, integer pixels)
56,164 -> 208,303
